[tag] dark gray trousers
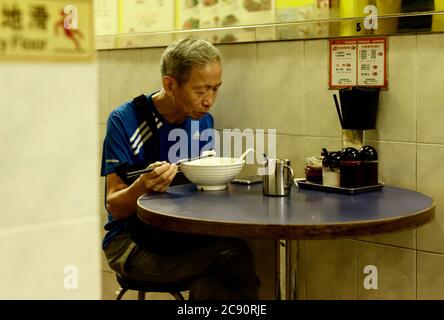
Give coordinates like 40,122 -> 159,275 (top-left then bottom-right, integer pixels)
104,229 -> 261,300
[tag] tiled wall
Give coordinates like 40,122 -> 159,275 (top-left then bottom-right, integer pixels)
97,33 -> 444,300
0,63 -> 101,299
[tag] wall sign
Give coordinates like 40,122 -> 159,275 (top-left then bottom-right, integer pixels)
329,37 -> 387,89
0,0 -> 94,62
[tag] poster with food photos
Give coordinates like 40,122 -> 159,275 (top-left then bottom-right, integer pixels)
95,0 -> 118,36
119,0 -> 174,33
177,0 -> 275,43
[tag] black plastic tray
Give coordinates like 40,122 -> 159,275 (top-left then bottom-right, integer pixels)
295,179 -> 384,195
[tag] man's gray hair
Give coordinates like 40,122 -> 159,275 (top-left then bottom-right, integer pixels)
160,38 -> 221,85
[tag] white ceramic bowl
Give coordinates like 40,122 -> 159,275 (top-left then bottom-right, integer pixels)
180,157 -> 245,191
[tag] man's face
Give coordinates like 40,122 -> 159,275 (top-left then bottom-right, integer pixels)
174,61 -> 222,120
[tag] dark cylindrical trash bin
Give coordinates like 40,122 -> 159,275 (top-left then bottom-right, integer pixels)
337,87 -> 380,130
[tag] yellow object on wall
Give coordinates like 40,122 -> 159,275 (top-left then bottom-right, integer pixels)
339,0 -> 368,36
339,0 -> 402,37
276,0 -> 314,9
0,0 -> 94,62
433,0 -> 444,31
376,0 -> 402,34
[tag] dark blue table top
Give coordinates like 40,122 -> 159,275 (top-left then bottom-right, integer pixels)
137,184 -> 435,239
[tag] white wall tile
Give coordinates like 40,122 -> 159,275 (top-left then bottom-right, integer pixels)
140,47 -> 165,93
0,217 -> 101,299
366,35 -> 417,142
355,141 -> 417,250
257,41 -> 304,135
98,51 -> 110,125
357,242 -> 415,299
417,144 -> 444,254
275,134 -> 305,178
305,240 -> 357,299
108,49 -> 144,111
304,137 -> 342,160
304,40 -> 342,138
0,60 -> 100,299
355,230 -> 416,250
215,43 -> 260,130
98,124 -> 107,200
417,251 -> 444,300
417,34 -> 444,144
367,140 -> 416,189
0,64 -> 99,227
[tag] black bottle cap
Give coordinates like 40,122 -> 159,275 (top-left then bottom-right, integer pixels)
341,147 -> 360,161
359,145 -> 378,161
330,151 -> 342,167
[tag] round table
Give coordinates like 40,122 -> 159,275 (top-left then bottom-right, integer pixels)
137,184 -> 434,239
137,183 -> 435,299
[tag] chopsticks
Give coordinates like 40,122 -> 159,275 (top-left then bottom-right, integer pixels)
126,165 -> 163,179
333,94 -> 344,128
125,152 -> 214,179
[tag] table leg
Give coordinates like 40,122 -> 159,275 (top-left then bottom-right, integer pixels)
285,240 -> 298,300
275,240 -> 282,300
275,240 -> 299,300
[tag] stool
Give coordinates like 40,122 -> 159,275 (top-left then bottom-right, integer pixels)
115,273 -> 188,300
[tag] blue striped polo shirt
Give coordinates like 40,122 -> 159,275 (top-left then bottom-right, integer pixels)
100,92 -> 214,249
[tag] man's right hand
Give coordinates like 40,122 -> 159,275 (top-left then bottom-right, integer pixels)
106,161 -> 178,220
138,161 -> 178,193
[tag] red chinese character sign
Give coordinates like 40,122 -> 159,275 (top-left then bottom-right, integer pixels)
329,37 -> 387,89
0,0 -> 93,62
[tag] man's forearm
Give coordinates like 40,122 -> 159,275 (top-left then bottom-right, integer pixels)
106,178 -> 147,220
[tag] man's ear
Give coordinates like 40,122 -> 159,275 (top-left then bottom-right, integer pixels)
162,76 -> 176,96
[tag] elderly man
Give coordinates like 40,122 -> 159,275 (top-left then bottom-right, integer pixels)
101,38 -> 260,299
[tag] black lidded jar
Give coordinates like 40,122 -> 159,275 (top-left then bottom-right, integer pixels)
359,145 -> 378,186
340,147 -> 361,188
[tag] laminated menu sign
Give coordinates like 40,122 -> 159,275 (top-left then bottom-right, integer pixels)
176,0 -> 275,43
95,0 -> 118,36
329,37 -> 387,89
119,0 -> 174,34
329,39 -> 357,87
357,38 -> 386,86
0,0 -> 94,62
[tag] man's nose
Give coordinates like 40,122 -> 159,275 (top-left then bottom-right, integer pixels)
202,91 -> 216,107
